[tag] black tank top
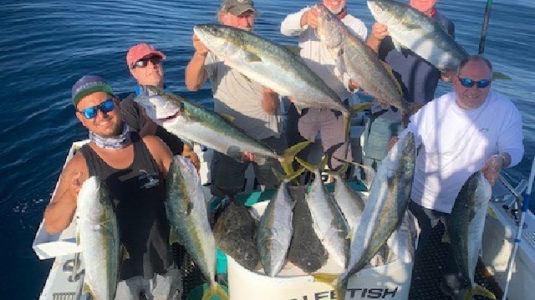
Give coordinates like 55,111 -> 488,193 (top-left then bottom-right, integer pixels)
80,132 -> 172,280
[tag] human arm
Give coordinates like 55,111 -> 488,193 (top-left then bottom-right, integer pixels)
366,22 -> 388,54
481,102 -> 524,185
143,135 -> 174,177
43,154 -> 89,234
281,7 -> 314,36
185,34 -> 209,91
481,153 -> 511,186
181,144 -> 200,171
261,87 -> 280,115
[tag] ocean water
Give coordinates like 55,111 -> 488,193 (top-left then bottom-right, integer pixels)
0,0 -> 533,298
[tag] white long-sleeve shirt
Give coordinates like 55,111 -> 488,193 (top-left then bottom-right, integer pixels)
400,91 -> 524,213
280,6 -> 367,101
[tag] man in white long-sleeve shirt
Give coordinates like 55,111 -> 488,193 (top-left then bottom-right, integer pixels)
396,55 -> 524,298
281,0 -> 367,170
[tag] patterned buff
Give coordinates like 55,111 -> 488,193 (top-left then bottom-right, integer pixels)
89,122 -> 132,150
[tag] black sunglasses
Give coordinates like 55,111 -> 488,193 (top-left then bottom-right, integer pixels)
132,56 -> 163,69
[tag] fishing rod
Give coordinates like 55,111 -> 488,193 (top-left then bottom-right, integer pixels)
502,156 -> 535,300
478,0 -> 494,54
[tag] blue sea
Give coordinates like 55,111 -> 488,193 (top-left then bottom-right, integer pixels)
1,0 -> 534,298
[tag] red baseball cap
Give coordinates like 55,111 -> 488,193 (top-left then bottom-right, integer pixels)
126,43 -> 166,68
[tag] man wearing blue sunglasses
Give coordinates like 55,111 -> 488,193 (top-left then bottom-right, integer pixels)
43,75 -> 182,299
392,55 -> 524,299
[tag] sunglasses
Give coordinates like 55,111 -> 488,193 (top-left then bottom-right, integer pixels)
458,77 -> 491,88
78,98 -> 115,119
132,56 -> 162,69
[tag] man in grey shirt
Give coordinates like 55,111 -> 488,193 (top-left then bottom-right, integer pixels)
185,0 -> 286,197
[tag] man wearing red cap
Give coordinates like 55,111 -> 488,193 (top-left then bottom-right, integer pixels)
185,0 -> 287,198
122,43 -> 200,169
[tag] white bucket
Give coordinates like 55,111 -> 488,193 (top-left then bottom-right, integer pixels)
228,201 -> 413,300
227,255 -> 412,300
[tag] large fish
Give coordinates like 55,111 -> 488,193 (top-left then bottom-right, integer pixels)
193,24 -> 351,132
367,0 -> 468,71
332,132 -> 415,299
316,4 -> 409,118
77,176 -> 120,300
165,156 -> 228,300
446,172 -> 496,300
305,169 -> 350,270
213,202 -> 259,271
135,86 -> 309,176
257,180 -> 295,276
332,174 -> 365,234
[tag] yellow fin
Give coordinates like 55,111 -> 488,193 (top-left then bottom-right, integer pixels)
279,141 -> 312,177
220,113 -> 235,123
487,206 -> 498,219
314,274 -> 344,300
469,284 -> 496,300
441,228 -> 451,244
381,61 -> 403,95
350,102 -> 372,114
201,282 -> 229,300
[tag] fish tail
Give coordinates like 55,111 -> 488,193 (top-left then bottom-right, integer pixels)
279,141 -> 311,177
343,111 -> 351,142
314,273 -> 346,300
469,284 -> 496,300
201,282 -> 229,300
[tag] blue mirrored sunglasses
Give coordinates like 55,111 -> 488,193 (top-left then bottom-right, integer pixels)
78,98 -> 115,119
458,77 -> 491,88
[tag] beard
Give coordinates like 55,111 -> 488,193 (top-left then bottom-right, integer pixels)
327,5 -> 344,14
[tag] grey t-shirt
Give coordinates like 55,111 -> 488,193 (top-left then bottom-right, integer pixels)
204,52 -> 281,140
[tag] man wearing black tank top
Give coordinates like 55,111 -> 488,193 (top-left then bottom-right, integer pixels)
43,75 -> 182,299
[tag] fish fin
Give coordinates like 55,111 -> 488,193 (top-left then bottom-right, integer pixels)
187,201 -> 194,215
342,111 -> 350,142
276,166 -> 305,183
381,61 -> 404,96
201,282 -> 229,300
295,157 -> 316,172
295,155 -> 328,173
470,284 -> 496,300
486,206 -> 498,219
82,283 -> 92,295
245,52 -> 262,63
350,102 -> 372,115
441,228 -> 451,243
282,44 -> 301,56
121,245 -> 131,260
324,162 -> 349,177
315,274 -> 344,300
333,157 -> 376,180
392,39 -> 403,52
491,71 -> 511,80
169,229 -> 184,246
279,141 -> 312,176
220,113 -> 235,123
